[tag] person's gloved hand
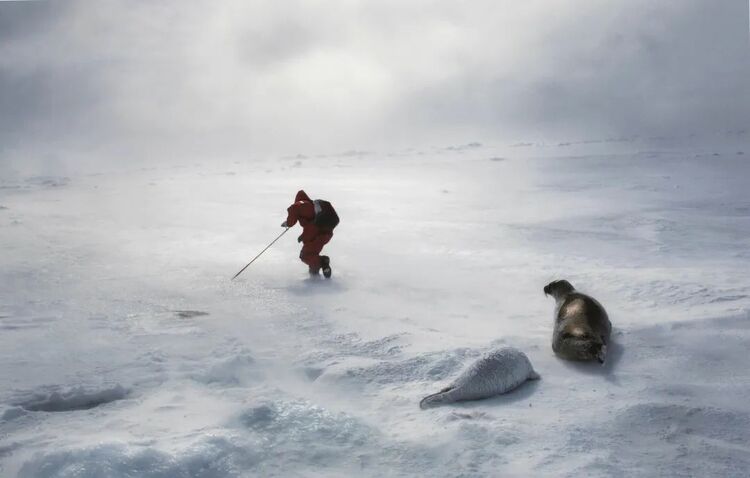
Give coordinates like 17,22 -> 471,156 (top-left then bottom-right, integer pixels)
297,234 -> 304,243
281,221 -> 288,228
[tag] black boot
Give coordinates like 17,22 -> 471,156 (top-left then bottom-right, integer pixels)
320,256 -> 332,279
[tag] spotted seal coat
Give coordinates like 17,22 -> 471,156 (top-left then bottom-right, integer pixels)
420,347 -> 539,409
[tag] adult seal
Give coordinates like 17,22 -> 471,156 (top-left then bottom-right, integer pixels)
419,347 -> 539,409
544,279 -> 611,364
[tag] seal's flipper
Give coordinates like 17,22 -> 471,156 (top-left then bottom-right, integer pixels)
419,387 -> 455,409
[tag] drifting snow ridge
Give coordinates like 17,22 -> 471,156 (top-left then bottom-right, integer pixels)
17,385 -> 128,412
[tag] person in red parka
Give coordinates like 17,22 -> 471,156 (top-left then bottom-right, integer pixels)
282,190 -> 339,278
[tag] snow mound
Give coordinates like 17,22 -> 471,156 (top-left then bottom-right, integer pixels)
234,400 -> 438,475
313,348 -> 477,387
16,385 -> 128,412
568,403 -> 750,477
192,354 -> 262,386
24,176 -> 70,188
17,436 -> 256,478
18,400 -> 439,477
238,400 -> 372,445
0,315 -> 55,331
1,406 -> 26,421
317,332 -> 407,360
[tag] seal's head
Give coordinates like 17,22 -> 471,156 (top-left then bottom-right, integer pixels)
544,279 -> 575,299
558,327 -> 607,364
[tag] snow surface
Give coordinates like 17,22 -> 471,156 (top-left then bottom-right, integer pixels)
1,144 -> 750,477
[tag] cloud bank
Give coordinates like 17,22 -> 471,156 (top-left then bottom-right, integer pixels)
0,0 -> 748,166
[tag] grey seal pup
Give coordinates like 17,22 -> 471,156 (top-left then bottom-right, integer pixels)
544,279 -> 611,364
420,347 -> 539,409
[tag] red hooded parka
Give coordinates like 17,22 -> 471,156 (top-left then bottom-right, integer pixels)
285,190 -> 333,271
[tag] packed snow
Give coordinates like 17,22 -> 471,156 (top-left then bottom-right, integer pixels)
1,143 -> 749,477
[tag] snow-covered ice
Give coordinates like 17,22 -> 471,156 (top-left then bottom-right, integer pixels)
2,144 -> 750,477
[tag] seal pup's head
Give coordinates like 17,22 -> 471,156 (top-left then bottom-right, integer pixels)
558,327 -> 607,364
543,279 -> 574,300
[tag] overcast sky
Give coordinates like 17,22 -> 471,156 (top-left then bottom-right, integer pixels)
0,0 -> 748,167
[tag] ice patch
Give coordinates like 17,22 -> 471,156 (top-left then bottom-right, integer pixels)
16,385 -> 128,412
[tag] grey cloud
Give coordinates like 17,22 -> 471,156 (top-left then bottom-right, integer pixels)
0,0 -> 64,42
0,0 -> 747,169
399,0 -> 749,140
